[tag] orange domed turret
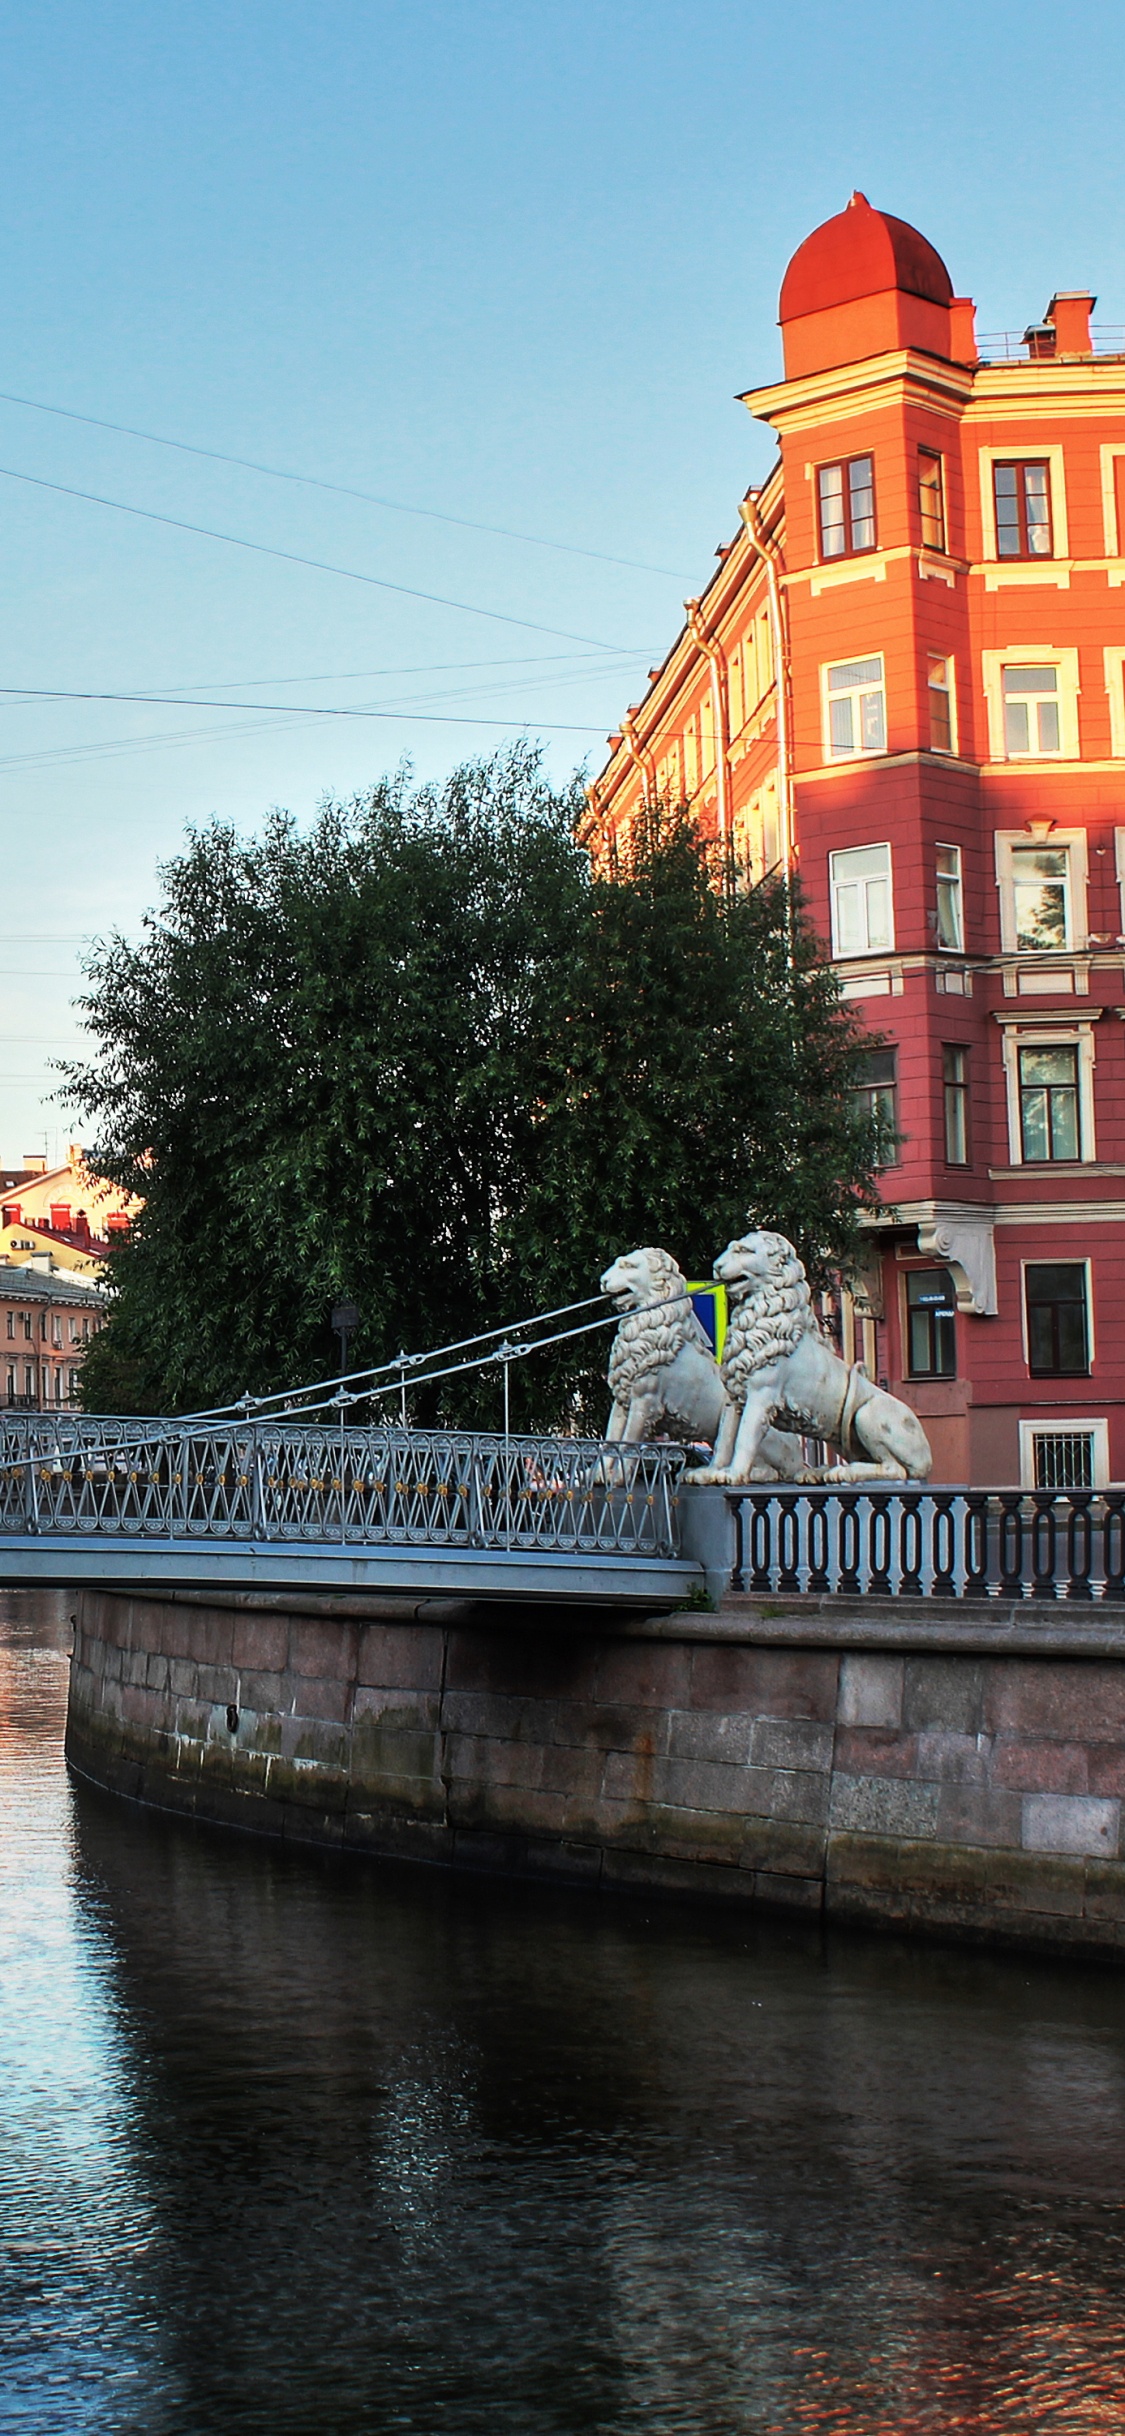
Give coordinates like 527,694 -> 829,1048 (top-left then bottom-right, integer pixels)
778,194 -> 973,378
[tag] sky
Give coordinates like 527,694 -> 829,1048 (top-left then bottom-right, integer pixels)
1,0 -> 1124,1164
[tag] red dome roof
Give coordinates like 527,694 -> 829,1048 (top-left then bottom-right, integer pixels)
780,193 -> 953,321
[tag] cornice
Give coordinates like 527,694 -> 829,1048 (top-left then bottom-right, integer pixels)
741,348 -> 975,429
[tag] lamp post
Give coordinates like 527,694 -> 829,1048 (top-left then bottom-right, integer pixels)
331,1300 -> 360,1381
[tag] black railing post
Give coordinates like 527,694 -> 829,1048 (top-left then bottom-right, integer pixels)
807,1494 -> 830,1595
931,1493 -> 957,1599
1102,1494 -> 1125,1603
749,1496 -> 774,1594
778,1494 -> 801,1594
998,1493 -> 1025,1599
838,1495 -> 861,1598
1065,1491 -> 1094,1601
899,1493 -> 923,1597
1030,1493 -> 1058,1601
869,1494 -> 892,1597
730,1496 -> 745,1594
964,1493 -> 991,1599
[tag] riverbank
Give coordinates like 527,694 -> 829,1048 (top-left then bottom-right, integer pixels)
66,1585 -> 1125,1960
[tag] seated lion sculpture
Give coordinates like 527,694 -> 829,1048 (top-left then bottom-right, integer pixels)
685,1229 -> 932,1485
601,1248 -> 726,1447
600,1246 -> 817,1477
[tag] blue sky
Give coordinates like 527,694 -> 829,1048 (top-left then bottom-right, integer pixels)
1,0 -> 1123,1159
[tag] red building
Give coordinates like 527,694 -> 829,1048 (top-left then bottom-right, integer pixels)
584,193 -> 1125,1489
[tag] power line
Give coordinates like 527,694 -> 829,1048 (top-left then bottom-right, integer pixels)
0,702 -> 609,780
0,385 -> 690,580
0,461 -> 643,654
120,648 -> 630,696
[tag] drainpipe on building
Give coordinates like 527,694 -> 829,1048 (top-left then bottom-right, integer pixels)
738,493 -> 793,879
621,716 -> 657,813
685,603 -> 731,847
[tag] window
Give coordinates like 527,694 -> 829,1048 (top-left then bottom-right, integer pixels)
995,828 -> 1087,955
1009,843 -> 1071,949
994,460 -> 1053,558
69,1369 -> 80,1402
852,1049 -> 898,1161
919,449 -> 946,551
5,1370 -> 12,1402
22,1315 -> 30,1341
39,1315 -> 46,1341
1025,1263 -> 1090,1375
906,1268 -> 956,1379
1019,1044 -> 1080,1160
943,1045 -> 969,1163
817,454 -> 876,559
935,844 -> 963,948
1097,448 -> 1125,558
23,1365 -> 32,1397
928,657 -> 954,753
1004,664 -> 1062,757
4,1314 -> 11,1340
824,658 -> 886,759
1029,1429 -> 1097,1490
830,843 -> 893,954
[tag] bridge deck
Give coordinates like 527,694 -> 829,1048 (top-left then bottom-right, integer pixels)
0,1417 -> 695,1608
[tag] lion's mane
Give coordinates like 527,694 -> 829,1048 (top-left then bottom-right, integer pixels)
607,1249 -> 706,1403
721,1233 -> 818,1403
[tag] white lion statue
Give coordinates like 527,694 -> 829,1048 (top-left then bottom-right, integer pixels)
685,1229 -> 933,1486
599,1246 -> 815,1477
601,1248 -> 726,1447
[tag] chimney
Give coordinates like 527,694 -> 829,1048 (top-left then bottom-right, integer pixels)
948,297 -> 977,364
22,1155 -> 46,1175
1047,291 -> 1095,355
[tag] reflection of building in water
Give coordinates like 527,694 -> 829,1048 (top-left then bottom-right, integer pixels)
68,1769 -> 1125,2432
585,193 -> 1125,1492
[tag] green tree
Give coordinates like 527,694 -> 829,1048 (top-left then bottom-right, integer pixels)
64,748 -> 885,1424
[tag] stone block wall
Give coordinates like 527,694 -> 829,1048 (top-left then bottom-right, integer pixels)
66,1588 -> 1125,1958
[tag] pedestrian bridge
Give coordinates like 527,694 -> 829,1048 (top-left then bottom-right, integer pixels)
0,1411 -> 698,1607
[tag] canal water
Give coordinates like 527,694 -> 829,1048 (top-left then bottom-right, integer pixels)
3,1596 -> 1125,2435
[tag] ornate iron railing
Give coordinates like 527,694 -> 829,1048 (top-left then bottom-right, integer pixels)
0,1415 -> 683,1560
729,1486 -> 1125,1603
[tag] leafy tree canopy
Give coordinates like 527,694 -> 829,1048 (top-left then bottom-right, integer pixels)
64,744 -> 886,1424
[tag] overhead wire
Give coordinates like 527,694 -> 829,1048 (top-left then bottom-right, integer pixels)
0,384 -> 692,580
0,460 -> 645,654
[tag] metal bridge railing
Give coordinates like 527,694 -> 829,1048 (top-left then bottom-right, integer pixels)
729,1486 -> 1125,1603
0,1415 -> 684,1561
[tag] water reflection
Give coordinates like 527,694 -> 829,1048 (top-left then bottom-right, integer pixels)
2,1594 -> 1125,2432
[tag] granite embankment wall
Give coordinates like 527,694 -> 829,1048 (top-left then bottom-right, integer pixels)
66,1587 -> 1125,1959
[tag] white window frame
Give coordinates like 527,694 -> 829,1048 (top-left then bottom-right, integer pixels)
1019,1257 -> 1095,1374
993,828 -> 1088,956
1104,650 -> 1125,759
935,844 -> 964,950
1019,1418 -> 1109,1491
821,654 -> 887,763
830,842 -> 894,958
978,444 -> 1069,562
927,653 -> 958,755
998,1017 -> 1098,1163
1099,445 -> 1125,559
982,648 -> 1080,762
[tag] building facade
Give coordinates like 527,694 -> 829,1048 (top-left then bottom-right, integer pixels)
584,193 -> 1125,1488
0,1263 -> 104,1409
0,1142 -> 136,1280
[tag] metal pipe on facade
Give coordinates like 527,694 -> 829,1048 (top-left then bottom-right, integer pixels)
738,493 -> 793,876
686,602 -> 731,844
621,715 -> 657,808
